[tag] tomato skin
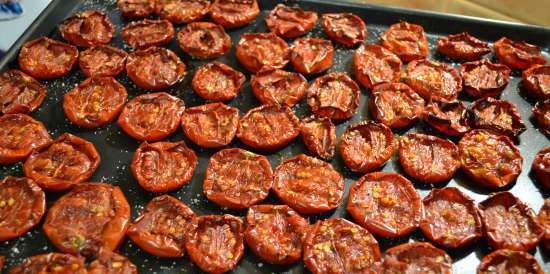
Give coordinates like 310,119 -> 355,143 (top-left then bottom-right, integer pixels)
300,115 -> 336,160
191,62 -> 245,101
79,45 -> 127,77
155,0 -> 210,24
494,37 -> 546,70
533,147 -> 550,190
126,47 -> 186,90
290,38 -> 334,75
18,37 -> 78,80
381,242 -> 452,274
8,253 -> 87,274
321,13 -> 367,47
0,114 -> 52,164
177,22 -> 231,59
0,256 -> 3,272
460,59 -> 511,98
307,72 -> 361,121
436,32 -> 490,61
88,249 -> 138,274
59,10 -> 114,47
522,65 -> 550,100
209,0 -> 260,29
0,69 -> 46,115
538,199 -> 550,250
265,4 -> 318,38
532,100 -> 550,137
468,97 -> 526,138
477,249 -> 544,274
121,19 -> 175,49
181,103 -> 239,148
250,68 -> 307,107
380,21 -> 429,62
369,82 -> 425,129
236,32 -> 290,73
353,44 -> 402,90
127,195 -> 195,258
117,0 -> 155,19
422,100 -> 470,137
405,59 -> 462,102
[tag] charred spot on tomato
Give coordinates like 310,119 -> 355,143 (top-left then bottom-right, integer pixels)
494,37 -> 546,70
18,37 -> 78,80
369,82 -> 425,129
59,10 -> 114,47
265,4 -> 318,39
0,69 -> 46,115
460,59 -> 511,98
380,21 -> 429,62
121,19 -> 174,49
321,13 -> 367,47
436,32 -> 490,61
468,97 -> 526,138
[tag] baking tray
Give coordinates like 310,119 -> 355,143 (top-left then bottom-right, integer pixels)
0,0 -> 549,273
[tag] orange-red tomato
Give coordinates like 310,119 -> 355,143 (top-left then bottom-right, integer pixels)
380,242 -> 452,274
154,0 -> 210,24
8,253 -> 87,274
125,47 -> 186,90
494,37 -> 546,70
59,10 -> 114,47
181,103 -> 239,148
321,13 -> 367,47
265,4 -> 318,38
0,114 -> 51,164
18,37 -> 78,80
436,32 -> 490,61
177,22 -> 231,59
380,21 -> 429,62
121,19 -> 174,49
250,68 -> 307,107
79,45 -> 127,77
117,0 -> 155,19
191,62 -> 245,101
307,72 -> 360,121
477,249 -> 544,274
0,70 -> 46,114
290,38 -> 334,75
353,44 -> 402,89
236,33 -> 290,73
209,0 -> 260,29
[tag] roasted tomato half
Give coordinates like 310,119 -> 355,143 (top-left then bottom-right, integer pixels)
532,147 -> 550,189
460,59 -> 511,98
177,22 -> 231,59
235,32 -> 290,73
422,100 -> 470,137
477,249 -> 544,274
181,102 -> 239,148
380,242 -> 452,274
380,21 -> 429,62
405,59 -> 462,102
191,61 -> 245,101
353,44 -> 402,90
0,114 -> 51,164
59,10 -> 114,47
154,0 -> 210,24
300,115 -> 336,160
18,37 -> 78,80
290,38 -> 334,75
8,253 -> 87,274
532,99 -> 550,136
117,0 -> 155,19
209,0 -> 260,29
265,4 -> 318,38
321,13 -> 367,47
538,199 -> 550,250
79,45 -> 127,77
121,19 -> 175,49
250,68 -> 307,107
88,249 -> 138,274
0,69 -> 46,114
369,82 -> 425,129
126,47 -> 186,90
307,72 -> 360,120
468,97 -> 526,138
494,37 -> 546,70
436,32 -> 490,61
522,65 -> 550,100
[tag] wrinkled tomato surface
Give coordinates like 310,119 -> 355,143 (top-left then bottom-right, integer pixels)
300,115 -> 336,160
0,69 -> 46,114
436,32 -> 491,61
79,45 -> 127,77
265,4 -> 318,38
177,22 -> 231,59
121,19 -> 174,49
307,72 -> 360,120
380,21 -> 429,62
191,61 -> 245,101
381,242 -> 452,274
290,38 -> 334,75
209,0 -> 260,29
0,114 -> 51,164
494,37 -> 546,70
477,249 -> 544,274
18,37 -> 78,80
422,100 -> 470,137
369,82 -> 425,129
460,59 -> 511,98
321,13 -> 367,47
8,253 -> 87,274
59,10 -> 114,47
532,147 -> 550,189
468,97 -> 526,138
353,44 -> 402,89
181,102 -> 239,148
405,59 -> 462,102
538,199 -> 550,250
88,249 -> 138,274
522,65 -> 550,100
125,47 -> 186,90
236,32 -> 290,73
154,0 -> 210,24
250,68 -> 307,107
117,0 -> 155,19
532,100 -> 550,136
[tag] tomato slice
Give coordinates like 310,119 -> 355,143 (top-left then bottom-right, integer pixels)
43,183 -> 131,256
532,100 -> 550,137
265,4 -> 317,38
121,19 -> 175,49
522,65 -> 550,100
250,68 -> 307,106
181,102 -> 239,148
236,32 -> 290,73
321,13 -> 367,47
185,214 -> 245,274
0,114 -> 51,164
18,37 -> 78,80
290,38 -> 334,75
477,249 -> 544,274
127,195 -> 195,258
59,10 -> 114,47
0,69 -> 46,114
118,92 -> 185,141
303,218 -> 381,274
307,72 -> 360,121
154,0 -> 210,24
405,59 -> 462,102
533,147 -> 550,190
177,22 -> 231,59
422,100 -> 470,137
468,97 -> 526,138
203,148 -> 272,209
380,21 -> 429,62
117,0 -> 155,19
126,47 -> 186,90
191,61 -> 245,101
8,253 -> 87,274
353,44 -> 402,90
538,199 -> 550,250
79,45 -> 127,77
494,37 -> 546,70
23,133 -> 100,191
369,82 -> 425,129
381,242 -> 452,274
209,0 -> 259,29
0,176 -> 45,241
300,115 -> 336,160
346,172 -> 421,237
436,32 -> 491,61
460,59 -> 511,98
88,249 -> 138,274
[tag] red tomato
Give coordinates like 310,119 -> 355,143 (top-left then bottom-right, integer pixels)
436,32 -> 491,61
290,38 -> 334,75
127,195 -> 195,258
191,62 -> 245,101
0,114 -> 51,164
250,68 -> 307,106
209,0 -> 260,29
0,176 -> 45,241
380,242 -> 452,274
468,97 -> 526,138
538,199 -> 550,250
533,147 -> 550,189
126,47 -> 186,90
369,82 -> 425,129
460,59 -> 511,98
235,32 -> 290,73
155,0 -> 210,24
477,249 -> 544,274
0,69 -> 46,114
177,22 -> 231,59
88,249 -> 138,274
321,13 -> 367,47
353,44 -> 402,89
117,0 -> 155,19
494,37 -> 546,70
181,103 -> 239,148
131,141 -> 197,193
303,218 -> 381,274
380,21 -> 429,62
121,19 -> 175,49
307,72 -> 360,120
0,256 -> 3,272
405,59 -> 462,102
18,37 -> 78,80
8,253 -> 87,274
23,133 -> 100,191
422,100 -> 470,137
265,4 -> 317,38
533,100 -> 549,136
203,148 -> 272,209
522,65 -> 550,100
43,183 -> 131,256
59,10 -> 114,47
79,45 -> 127,77
300,115 -> 336,160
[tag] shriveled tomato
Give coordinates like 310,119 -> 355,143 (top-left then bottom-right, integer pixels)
353,44 -> 402,90
185,214 -> 245,274
118,92 -> 185,141
339,121 -> 395,173
117,0 -> 155,19
126,47 -> 186,90
460,59 -> 511,98
533,147 -> 550,189
380,21 -> 429,62
191,61 -> 245,101
265,4 -> 317,38
0,114 -> 51,164
522,65 -> 550,100
23,133 -> 100,191
236,104 -> 300,150
321,13 -> 367,47
422,100 -> 470,137
121,19 -> 174,49
59,10 -> 114,47
0,69 -> 46,114
155,0 -> 210,24
303,218 -> 381,274
468,97 -> 526,138
43,183 -> 131,256
250,68 -> 307,106
494,37 -> 546,70
307,72 -> 360,120
235,32 -> 290,73
479,192 -> 543,251
209,0 -> 260,29
436,32 -> 491,61
300,115 -> 336,160
127,195 -> 195,258
477,249 -> 544,274
8,253 -> 87,274
532,99 -> 549,136
18,37 -> 78,80
369,82 -> 425,129
381,242 -> 452,274
0,176 -> 45,241
290,38 -> 334,75
181,103 -> 239,148
405,59 -> 462,102
79,45 -> 127,77
177,22 -> 231,59
88,249 -> 138,274
538,199 -> 550,250
131,141 -> 197,193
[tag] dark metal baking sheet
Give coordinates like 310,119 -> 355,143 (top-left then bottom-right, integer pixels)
0,0 -> 549,273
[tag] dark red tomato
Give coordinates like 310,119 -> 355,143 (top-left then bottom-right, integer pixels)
59,10 -> 114,47
118,92 -> 185,141
532,100 -> 549,136
339,121 -> 395,173
522,65 -> 550,100
79,45 -> 127,77
380,21 -> 429,62
127,195 -> 195,258
460,59 -> 511,98
369,82 -> 425,129
209,0 -> 260,29
300,115 -> 336,160
399,133 -> 460,184
477,249 -> 544,274
131,141 -> 197,193
321,13 -> 367,47
538,199 -> 550,250
273,154 -> 344,214
18,37 -> 78,80
23,133 -> 100,191
177,22 -> 231,59
0,176 -> 45,241
235,32 -> 290,73
346,172 -> 421,238
126,47 -> 186,90
381,242 -> 452,274
422,100 -> 470,137
265,4 -> 317,38
0,114 -> 51,164
468,97 -> 526,138
117,0 -> 155,19
8,253 -> 87,274
0,69 -> 46,114
181,103 -> 239,148
43,183 -> 131,256
405,59 -> 462,102
244,204 -> 309,265
459,129 -> 522,188
121,19 -> 175,49
191,61 -> 245,101
353,44 -> 402,90
0,256 -> 3,272
303,218 -> 381,274
479,192 -> 543,251
236,104 -> 300,150
155,0 -> 210,24
494,37 -> 546,70
290,38 -> 334,75
185,215 -> 245,274
88,249 -> 138,274
250,68 -> 307,107
420,187 -> 482,249
204,148 -> 272,209
436,32 -> 491,61
63,77 -> 127,128
307,72 -> 360,121
533,147 -> 550,189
